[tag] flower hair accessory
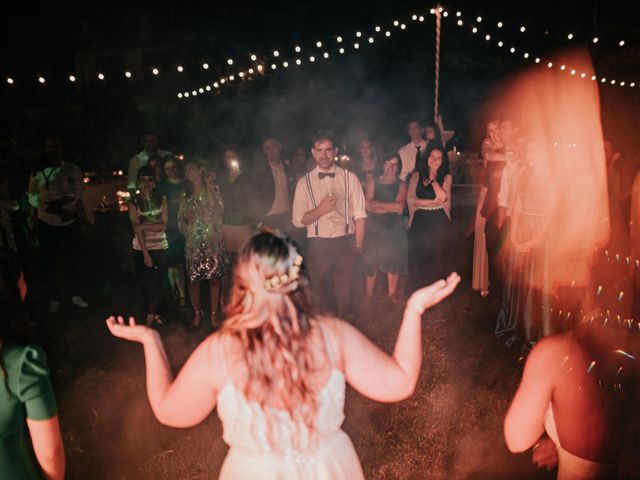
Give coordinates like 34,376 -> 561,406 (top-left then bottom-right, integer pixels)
264,254 -> 303,291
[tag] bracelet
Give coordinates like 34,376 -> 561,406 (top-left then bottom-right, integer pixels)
407,299 -> 425,316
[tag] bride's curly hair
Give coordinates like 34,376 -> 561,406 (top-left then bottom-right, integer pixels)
221,230 -> 319,446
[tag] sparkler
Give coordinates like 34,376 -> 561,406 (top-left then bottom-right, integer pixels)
587,361 -> 596,373
613,350 -> 636,360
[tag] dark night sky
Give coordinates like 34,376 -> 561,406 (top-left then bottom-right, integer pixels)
3,0 -> 639,72
1,1 -> 639,164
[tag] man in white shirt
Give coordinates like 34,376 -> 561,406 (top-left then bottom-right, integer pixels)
292,130 -> 366,317
127,132 -> 170,192
398,120 -> 428,181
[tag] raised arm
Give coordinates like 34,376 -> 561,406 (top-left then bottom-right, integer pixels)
106,316 -> 221,428
504,337 -> 560,452
331,273 -> 460,402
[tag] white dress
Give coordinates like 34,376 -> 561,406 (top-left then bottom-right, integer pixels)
216,327 -> 365,479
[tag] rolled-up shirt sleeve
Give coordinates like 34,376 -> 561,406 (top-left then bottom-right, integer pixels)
291,177 -> 310,228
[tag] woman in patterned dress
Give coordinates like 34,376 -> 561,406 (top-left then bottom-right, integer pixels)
179,160 -> 229,329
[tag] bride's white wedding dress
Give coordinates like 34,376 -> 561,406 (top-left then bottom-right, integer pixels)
216,327 -> 365,479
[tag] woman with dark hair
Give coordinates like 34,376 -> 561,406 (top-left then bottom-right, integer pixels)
407,145 -> 452,291
0,249 -> 65,479
355,138 -> 378,190
129,165 -> 169,327
179,159 -> 229,329
107,230 -> 460,479
424,121 -> 443,151
362,153 -> 408,302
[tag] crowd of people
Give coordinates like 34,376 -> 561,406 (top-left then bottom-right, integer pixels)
1,114 -> 640,478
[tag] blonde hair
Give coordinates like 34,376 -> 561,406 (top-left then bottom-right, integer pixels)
221,231 -> 319,447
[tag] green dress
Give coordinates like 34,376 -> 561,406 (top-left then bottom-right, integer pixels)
0,344 -> 58,480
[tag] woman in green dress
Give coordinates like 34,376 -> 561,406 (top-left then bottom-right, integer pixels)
0,249 -> 65,479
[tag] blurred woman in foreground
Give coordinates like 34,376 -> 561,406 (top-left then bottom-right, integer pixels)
0,249 -> 65,479
107,230 -> 459,479
505,308 -> 640,479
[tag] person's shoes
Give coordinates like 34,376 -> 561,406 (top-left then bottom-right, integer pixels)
47,300 -> 61,313
71,296 -> 89,308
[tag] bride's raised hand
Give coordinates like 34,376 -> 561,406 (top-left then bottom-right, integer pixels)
406,272 -> 461,315
106,315 -> 155,343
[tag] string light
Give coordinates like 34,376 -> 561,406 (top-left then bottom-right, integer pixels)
124,71 -> 131,78
177,65 -> 184,72
323,52 -> 329,58
309,55 -> 315,62
295,46 -> 301,52
567,33 -> 574,40
419,15 -> 425,22
520,26 -> 526,32
354,43 -> 360,49
337,36 -> 343,43
206,85 -> 212,90
472,27 -> 478,33
442,11 -> 448,17
316,41 -> 322,48
497,21 -> 503,28
152,68 -> 159,75
385,31 -> 391,37
198,87 -> 204,93
456,11 -> 461,17
375,26 -> 381,32
339,47 -> 345,54
498,41 -> 503,47
38,76 -> 45,84
592,37 -> 599,43
248,68 -> 254,74
393,20 -> 399,26
485,34 -> 491,41
476,16 -> 482,22
400,23 -> 406,30
412,14 -> 418,21
184,92 -> 189,98
98,73 -> 105,80
296,59 -> 302,65
227,58 -> 234,65
356,31 -> 362,37
202,63 -> 209,69
457,19 -> 463,26
282,61 -> 289,68
69,75 -> 76,82
273,50 -> 280,57
177,93 -> 183,98
250,54 -> 257,61
369,37 -> 374,43
619,40 -> 625,46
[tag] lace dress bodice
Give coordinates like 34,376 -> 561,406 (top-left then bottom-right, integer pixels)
214,326 -> 364,479
217,369 -> 346,457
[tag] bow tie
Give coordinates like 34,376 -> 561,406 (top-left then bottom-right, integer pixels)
318,172 -> 335,179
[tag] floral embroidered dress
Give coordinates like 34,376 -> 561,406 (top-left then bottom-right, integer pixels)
178,189 -> 229,281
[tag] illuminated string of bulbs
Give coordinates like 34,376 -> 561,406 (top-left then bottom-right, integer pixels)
176,15 -> 426,99
2,5 -> 636,92
447,6 -> 638,89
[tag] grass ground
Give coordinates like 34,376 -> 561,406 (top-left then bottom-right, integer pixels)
28,207 -> 557,479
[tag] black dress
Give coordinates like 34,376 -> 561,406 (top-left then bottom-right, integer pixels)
362,178 -> 408,276
408,175 -> 451,291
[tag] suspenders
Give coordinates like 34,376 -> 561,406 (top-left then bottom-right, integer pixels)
304,167 -> 350,237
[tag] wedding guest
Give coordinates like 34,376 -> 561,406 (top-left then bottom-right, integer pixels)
0,249 -> 65,480
407,145 -> 452,291
157,155 -> 186,307
106,230 -> 460,479
127,131 -> 171,193
129,166 -> 169,327
362,153 -> 407,302
291,130 -> 367,318
398,119 -> 428,182
354,138 -> 378,190
179,160 -> 229,329
217,147 -> 252,256
505,307 -> 640,479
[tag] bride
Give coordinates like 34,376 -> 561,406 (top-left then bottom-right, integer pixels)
106,230 -> 459,478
